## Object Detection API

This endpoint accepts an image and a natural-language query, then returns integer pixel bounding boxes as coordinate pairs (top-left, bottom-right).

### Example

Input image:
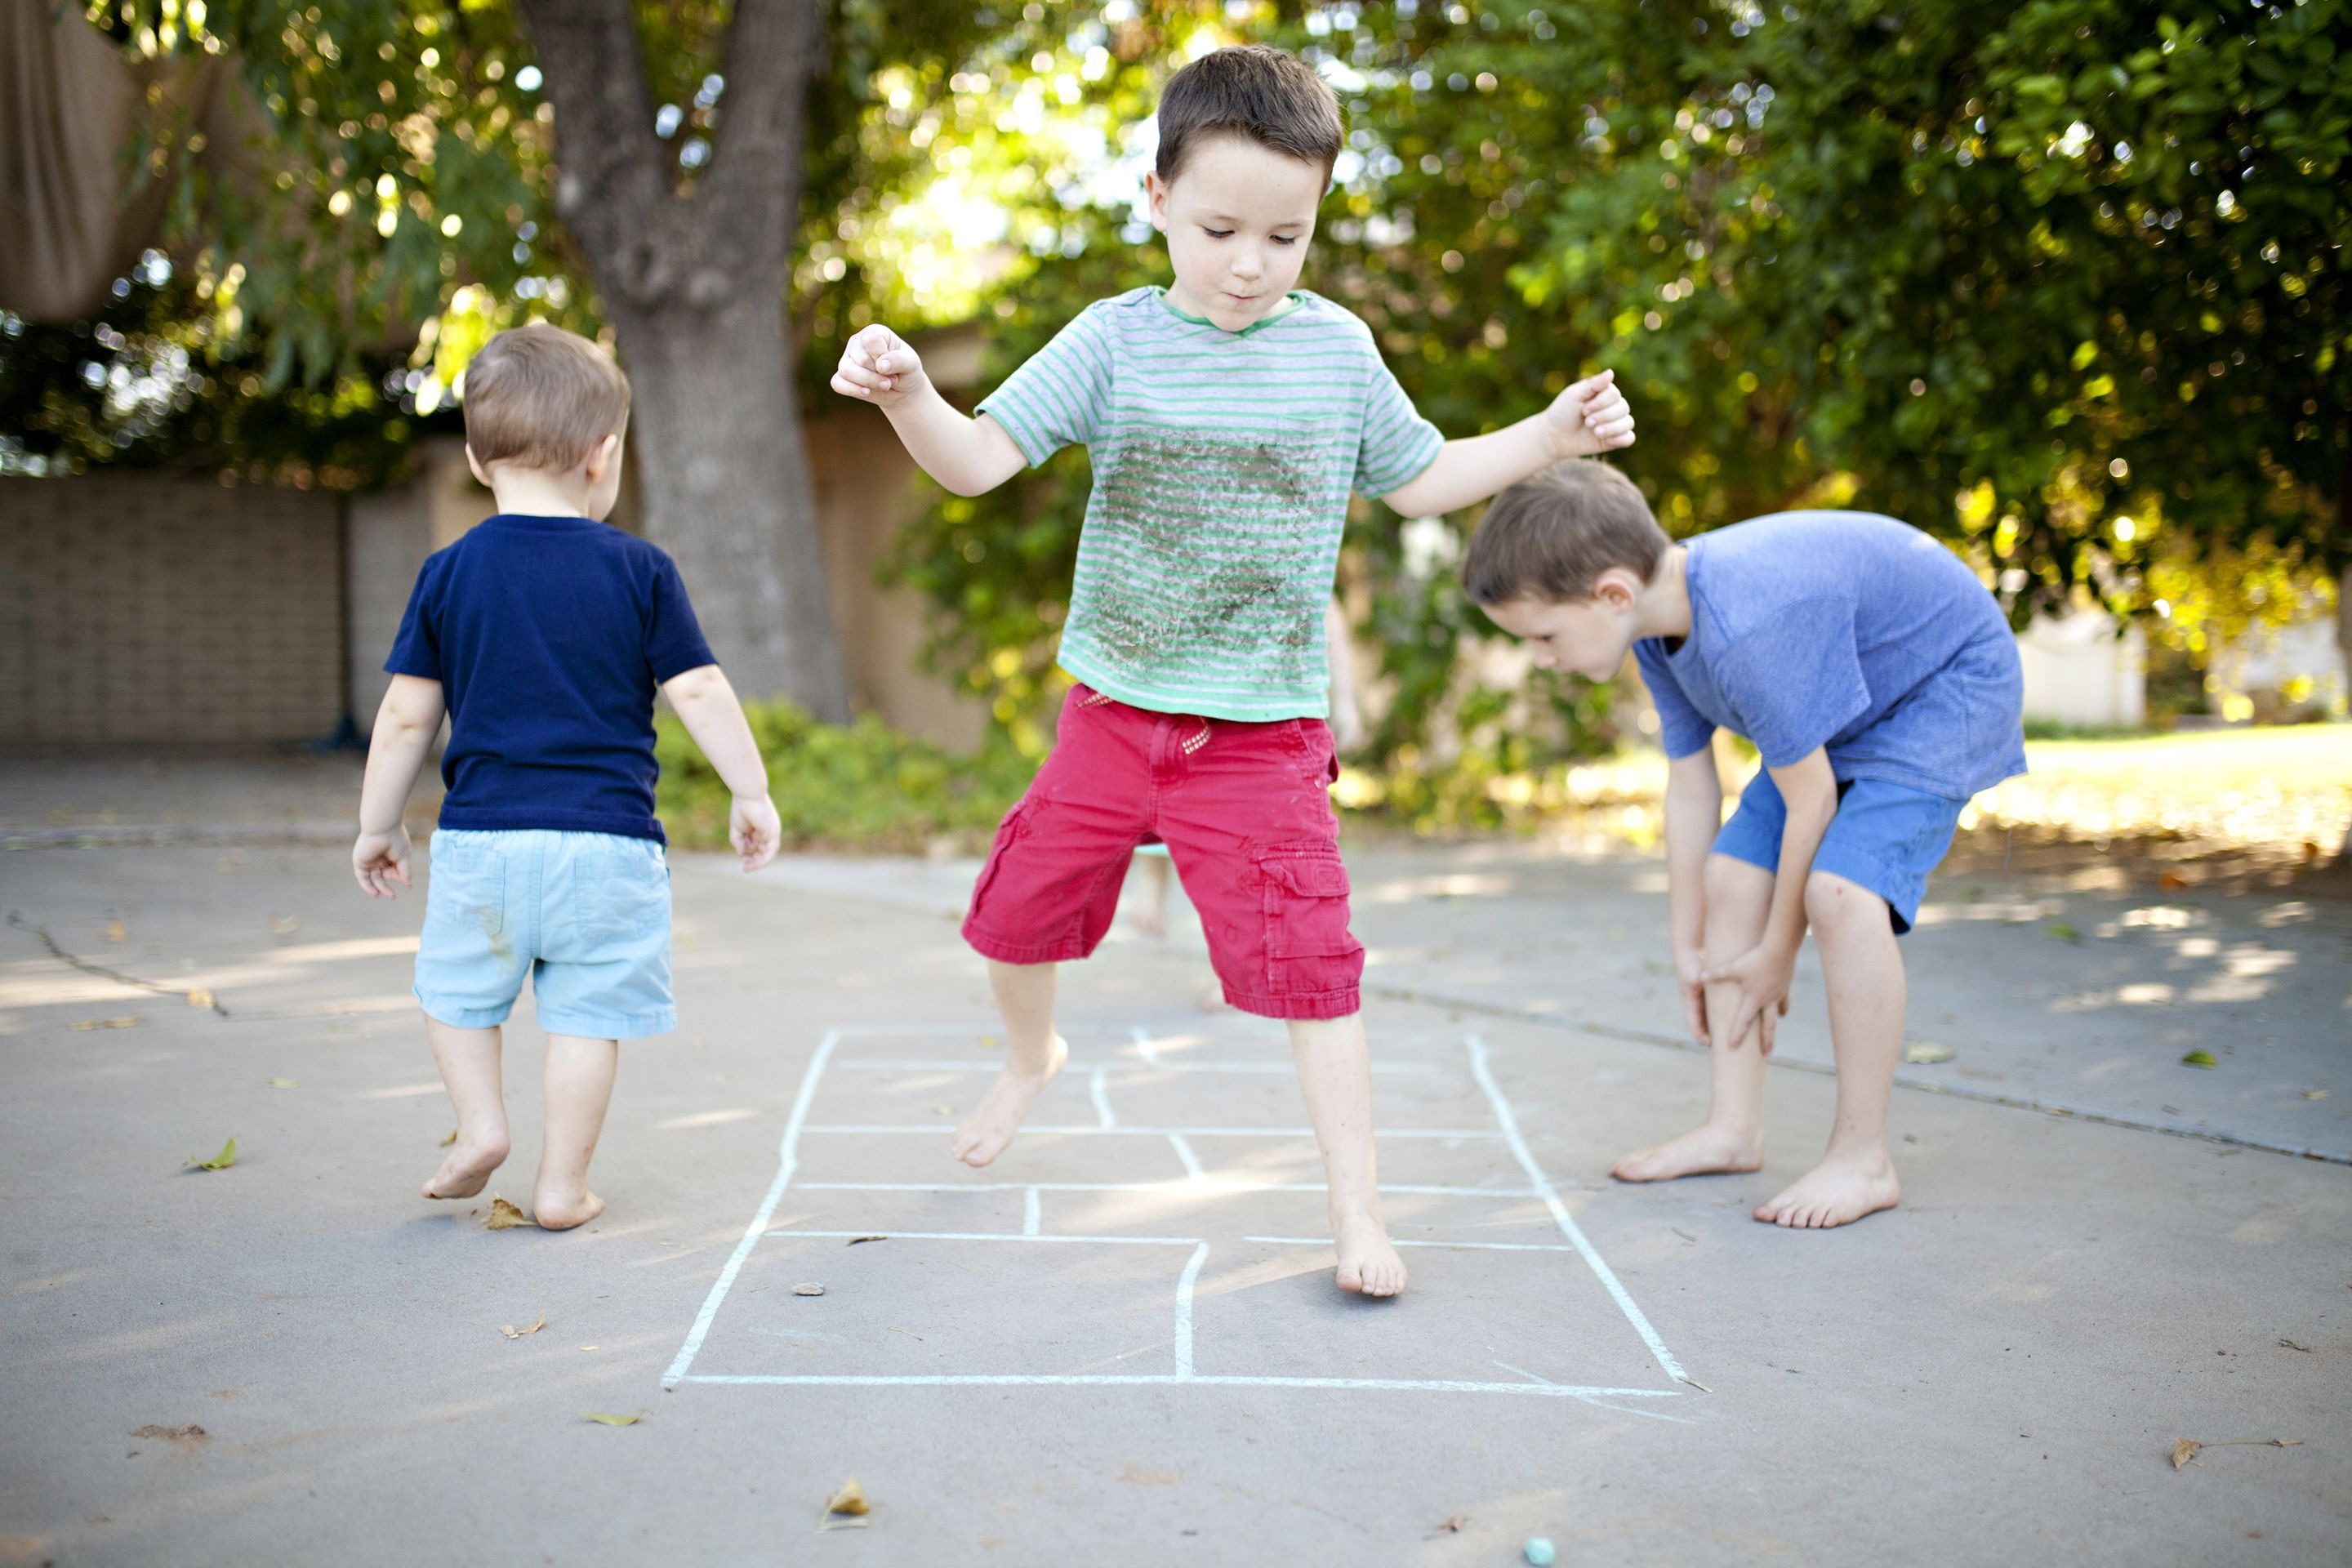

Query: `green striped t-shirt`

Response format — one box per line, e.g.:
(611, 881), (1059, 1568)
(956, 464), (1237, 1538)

(976, 287), (1444, 721)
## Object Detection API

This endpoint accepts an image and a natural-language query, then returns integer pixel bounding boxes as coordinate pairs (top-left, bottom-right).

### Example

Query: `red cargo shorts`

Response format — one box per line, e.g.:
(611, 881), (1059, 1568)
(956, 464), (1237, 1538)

(961, 684), (1364, 1021)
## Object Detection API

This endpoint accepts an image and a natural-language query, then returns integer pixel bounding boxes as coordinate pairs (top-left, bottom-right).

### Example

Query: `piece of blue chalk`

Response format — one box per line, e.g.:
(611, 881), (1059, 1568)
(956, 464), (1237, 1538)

(1524, 1539), (1557, 1567)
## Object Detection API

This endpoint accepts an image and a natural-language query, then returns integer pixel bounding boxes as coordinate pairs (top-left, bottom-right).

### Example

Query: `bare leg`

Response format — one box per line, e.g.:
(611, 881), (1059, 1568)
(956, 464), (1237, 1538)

(1755, 872), (1902, 1227)
(954, 960), (1069, 1167)
(533, 1032), (618, 1230)
(1612, 854), (1773, 1183)
(1290, 1013), (1405, 1297)
(421, 1018), (510, 1199)
(1126, 853), (1172, 939)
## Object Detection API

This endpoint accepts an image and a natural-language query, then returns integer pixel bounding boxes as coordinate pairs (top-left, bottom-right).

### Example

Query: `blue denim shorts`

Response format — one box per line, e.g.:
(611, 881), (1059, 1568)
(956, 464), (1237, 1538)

(1712, 773), (1967, 936)
(414, 829), (675, 1038)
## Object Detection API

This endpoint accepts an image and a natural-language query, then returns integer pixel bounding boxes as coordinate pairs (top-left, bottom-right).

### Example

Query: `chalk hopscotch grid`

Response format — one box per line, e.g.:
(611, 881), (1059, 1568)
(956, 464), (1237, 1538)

(662, 1027), (1693, 1406)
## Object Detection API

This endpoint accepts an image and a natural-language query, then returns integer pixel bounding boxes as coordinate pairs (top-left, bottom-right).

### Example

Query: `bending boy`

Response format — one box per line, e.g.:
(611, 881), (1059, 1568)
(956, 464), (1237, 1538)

(833, 47), (1634, 1293)
(1466, 461), (2023, 1228)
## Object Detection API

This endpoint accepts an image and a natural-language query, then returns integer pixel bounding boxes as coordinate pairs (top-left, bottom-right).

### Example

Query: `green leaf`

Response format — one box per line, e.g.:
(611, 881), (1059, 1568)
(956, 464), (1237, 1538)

(581, 1412), (641, 1427)
(267, 1077), (298, 1089)
(2180, 1049), (2220, 1068)
(189, 1136), (238, 1170)
(2047, 923), (2081, 942)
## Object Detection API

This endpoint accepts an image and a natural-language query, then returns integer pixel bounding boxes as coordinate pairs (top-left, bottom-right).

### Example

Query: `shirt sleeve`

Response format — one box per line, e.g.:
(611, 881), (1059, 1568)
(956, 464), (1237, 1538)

(975, 305), (1115, 467)
(382, 556), (443, 680)
(1709, 598), (1873, 768)
(1352, 350), (1445, 498)
(1633, 639), (1717, 760)
(644, 554), (719, 682)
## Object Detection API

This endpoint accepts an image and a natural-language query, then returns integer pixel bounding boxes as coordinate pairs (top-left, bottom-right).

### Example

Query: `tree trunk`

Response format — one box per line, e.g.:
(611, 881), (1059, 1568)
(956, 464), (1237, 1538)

(520, 0), (849, 719)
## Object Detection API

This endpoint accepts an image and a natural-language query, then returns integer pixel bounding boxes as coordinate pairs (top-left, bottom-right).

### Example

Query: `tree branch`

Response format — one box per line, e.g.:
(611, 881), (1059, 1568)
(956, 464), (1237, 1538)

(518, 0), (675, 307)
(686, 0), (822, 292)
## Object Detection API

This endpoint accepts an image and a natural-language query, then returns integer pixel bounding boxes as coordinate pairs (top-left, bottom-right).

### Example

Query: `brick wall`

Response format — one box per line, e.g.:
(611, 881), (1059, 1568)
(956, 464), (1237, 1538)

(0, 476), (345, 744)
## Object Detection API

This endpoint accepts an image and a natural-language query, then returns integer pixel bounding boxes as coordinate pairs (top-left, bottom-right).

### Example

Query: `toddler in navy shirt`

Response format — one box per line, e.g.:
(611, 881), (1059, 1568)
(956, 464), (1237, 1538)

(1467, 460), (2024, 1232)
(352, 323), (782, 1230)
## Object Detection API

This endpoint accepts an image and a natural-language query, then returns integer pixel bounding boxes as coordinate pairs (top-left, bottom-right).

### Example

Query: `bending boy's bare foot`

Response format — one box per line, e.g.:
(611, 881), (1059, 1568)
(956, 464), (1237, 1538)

(532, 1186), (605, 1231)
(1754, 1149), (1900, 1229)
(951, 1035), (1068, 1168)
(421, 1130), (510, 1200)
(1610, 1122), (1763, 1183)
(1332, 1209), (1407, 1298)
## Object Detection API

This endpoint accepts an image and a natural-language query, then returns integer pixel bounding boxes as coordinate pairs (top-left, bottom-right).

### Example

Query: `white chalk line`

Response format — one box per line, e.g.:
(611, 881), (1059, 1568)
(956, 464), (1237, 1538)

(1022, 1187), (1041, 1236)
(662, 1030), (840, 1389)
(1165, 1134), (1207, 1179)
(676, 1373), (1684, 1401)
(1244, 1236), (1583, 1254)
(794, 1179), (1540, 1197)
(1174, 1242), (1209, 1378)
(1466, 1034), (1689, 1387)
(831, 1058), (1438, 1075)
(804, 1124), (1502, 1139)
(1089, 1066), (1117, 1129)
(767, 1228), (1202, 1246)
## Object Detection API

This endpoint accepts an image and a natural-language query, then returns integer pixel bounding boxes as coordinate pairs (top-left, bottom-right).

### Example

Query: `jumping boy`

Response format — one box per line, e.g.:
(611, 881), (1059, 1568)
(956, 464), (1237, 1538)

(351, 323), (782, 1231)
(1463, 460), (2025, 1228)
(831, 46), (1635, 1294)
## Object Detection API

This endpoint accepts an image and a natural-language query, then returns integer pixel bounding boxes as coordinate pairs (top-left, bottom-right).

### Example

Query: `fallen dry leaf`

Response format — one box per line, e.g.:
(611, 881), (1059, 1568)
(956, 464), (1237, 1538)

(581, 1412), (639, 1427)
(2176, 1435), (2304, 1469)
(188, 1137), (238, 1171)
(2302, 1089), (2328, 1101)
(267, 1077), (297, 1090)
(2181, 1050), (2220, 1069)
(2278, 1338), (2311, 1352)
(130, 1424), (207, 1444)
(439, 1129), (459, 1147)
(794, 1282), (826, 1296)
(1678, 1374), (1713, 1393)
(817, 1477), (871, 1530)
(70, 1016), (141, 1031)
(498, 1313), (546, 1340)
(1429, 1515), (1468, 1537)
(106, 920), (127, 942)
(2172, 1438), (2199, 1469)
(185, 988), (215, 1010)
(846, 1235), (888, 1246)
(269, 915), (300, 934)
(483, 1197), (530, 1230)
(2158, 871), (2189, 892)
(1904, 1042), (1957, 1065)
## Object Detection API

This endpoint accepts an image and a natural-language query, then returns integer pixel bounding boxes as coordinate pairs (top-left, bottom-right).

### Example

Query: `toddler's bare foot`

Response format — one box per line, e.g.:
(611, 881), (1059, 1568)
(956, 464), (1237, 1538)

(532, 1187), (605, 1232)
(1610, 1122), (1763, 1183)
(951, 1035), (1068, 1168)
(421, 1130), (510, 1200)
(1753, 1149), (1899, 1229)
(1332, 1209), (1407, 1298)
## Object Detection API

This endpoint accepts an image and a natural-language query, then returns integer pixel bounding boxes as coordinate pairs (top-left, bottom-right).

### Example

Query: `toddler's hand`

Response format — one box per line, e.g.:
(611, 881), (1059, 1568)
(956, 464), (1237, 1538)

(1703, 941), (1794, 1055)
(352, 826), (412, 899)
(730, 793), (782, 874)
(1542, 369), (1637, 458)
(831, 324), (927, 409)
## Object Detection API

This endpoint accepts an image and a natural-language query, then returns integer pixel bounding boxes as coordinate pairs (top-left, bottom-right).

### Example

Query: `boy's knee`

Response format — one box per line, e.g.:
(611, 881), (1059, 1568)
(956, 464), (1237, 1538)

(1803, 870), (1881, 933)
(1701, 853), (1758, 906)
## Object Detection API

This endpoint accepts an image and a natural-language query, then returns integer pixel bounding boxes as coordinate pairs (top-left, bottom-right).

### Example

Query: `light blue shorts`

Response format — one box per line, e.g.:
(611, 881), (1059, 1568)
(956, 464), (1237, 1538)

(1711, 773), (1967, 936)
(414, 828), (675, 1038)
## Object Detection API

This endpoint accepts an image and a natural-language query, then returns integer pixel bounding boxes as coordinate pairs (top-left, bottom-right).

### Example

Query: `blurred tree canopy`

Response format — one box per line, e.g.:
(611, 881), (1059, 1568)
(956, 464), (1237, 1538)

(6, 0), (2342, 765)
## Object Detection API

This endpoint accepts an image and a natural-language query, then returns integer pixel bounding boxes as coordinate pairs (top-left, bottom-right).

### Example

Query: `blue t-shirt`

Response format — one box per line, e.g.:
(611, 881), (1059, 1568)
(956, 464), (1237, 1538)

(1633, 511), (2025, 799)
(385, 514), (717, 844)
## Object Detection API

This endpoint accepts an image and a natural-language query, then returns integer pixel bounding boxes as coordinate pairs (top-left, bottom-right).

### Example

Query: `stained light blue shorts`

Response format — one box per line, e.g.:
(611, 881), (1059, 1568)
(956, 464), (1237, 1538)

(414, 828), (675, 1038)
(1711, 773), (1968, 937)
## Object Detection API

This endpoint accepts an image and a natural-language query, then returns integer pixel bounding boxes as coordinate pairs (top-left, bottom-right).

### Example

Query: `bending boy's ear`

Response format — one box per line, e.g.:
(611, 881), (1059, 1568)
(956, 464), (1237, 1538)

(1589, 566), (1645, 612)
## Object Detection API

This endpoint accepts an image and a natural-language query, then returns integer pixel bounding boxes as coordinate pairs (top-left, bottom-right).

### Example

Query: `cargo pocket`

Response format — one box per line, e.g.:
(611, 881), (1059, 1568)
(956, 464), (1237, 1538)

(966, 801), (1035, 922)
(423, 834), (506, 947)
(1257, 844), (1361, 994)
(581, 841), (670, 943)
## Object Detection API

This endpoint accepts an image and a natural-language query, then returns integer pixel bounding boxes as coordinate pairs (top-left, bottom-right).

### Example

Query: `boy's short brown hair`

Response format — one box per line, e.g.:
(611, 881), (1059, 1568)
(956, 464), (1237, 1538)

(1461, 460), (1673, 605)
(1156, 45), (1343, 185)
(461, 323), (631, 472)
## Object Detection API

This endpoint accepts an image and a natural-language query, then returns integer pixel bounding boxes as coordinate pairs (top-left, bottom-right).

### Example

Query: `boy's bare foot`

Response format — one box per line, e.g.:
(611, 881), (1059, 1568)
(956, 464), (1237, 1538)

(421, 1130), (510, 1200)
(1610, 1122), (1763, 1183)
(532, 1187), (606, 1231)
(951, 1035), (1068, 1168)
(1753, 1149), (1900, 1229)
(1332, 1209), (1407, 1298)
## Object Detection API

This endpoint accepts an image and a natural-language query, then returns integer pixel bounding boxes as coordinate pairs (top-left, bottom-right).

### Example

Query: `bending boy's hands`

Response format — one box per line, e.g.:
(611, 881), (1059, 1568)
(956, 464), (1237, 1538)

(832, 324), (928, 410)
(1540, 369), (1637, 459)
(352, 826), (413, 898)
(1673, 944), (1710, 1045)
(729, 793), (782, 874)
(1704, 941), (1794, 1055)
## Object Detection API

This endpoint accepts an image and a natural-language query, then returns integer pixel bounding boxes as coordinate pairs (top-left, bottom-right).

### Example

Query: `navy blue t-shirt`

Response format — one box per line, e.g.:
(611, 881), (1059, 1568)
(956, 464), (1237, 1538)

(384, 514), (717, 844)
